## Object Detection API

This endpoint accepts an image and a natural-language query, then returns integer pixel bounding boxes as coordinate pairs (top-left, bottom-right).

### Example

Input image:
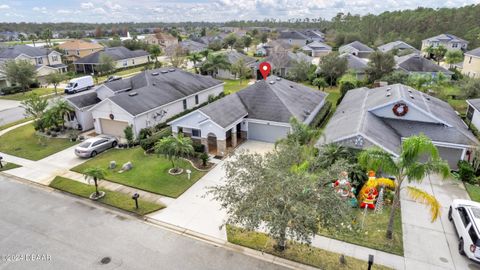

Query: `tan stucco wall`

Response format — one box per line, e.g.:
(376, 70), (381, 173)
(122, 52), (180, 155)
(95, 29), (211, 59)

(64, 48), (103, 61)
(463, 55), (480, 78)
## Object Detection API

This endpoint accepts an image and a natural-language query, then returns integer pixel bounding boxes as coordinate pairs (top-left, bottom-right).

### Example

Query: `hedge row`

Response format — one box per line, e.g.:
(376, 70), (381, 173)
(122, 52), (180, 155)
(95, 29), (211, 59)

(310, 100), (332, 128)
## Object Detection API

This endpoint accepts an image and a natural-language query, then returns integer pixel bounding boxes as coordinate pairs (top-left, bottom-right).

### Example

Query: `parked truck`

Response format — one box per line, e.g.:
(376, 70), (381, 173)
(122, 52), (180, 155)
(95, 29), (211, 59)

(64, 76), (94, 94)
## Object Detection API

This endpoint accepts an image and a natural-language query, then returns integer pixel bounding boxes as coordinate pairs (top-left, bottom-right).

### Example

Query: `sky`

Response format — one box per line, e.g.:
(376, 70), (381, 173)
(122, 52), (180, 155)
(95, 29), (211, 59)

(0, 0), (480, 23)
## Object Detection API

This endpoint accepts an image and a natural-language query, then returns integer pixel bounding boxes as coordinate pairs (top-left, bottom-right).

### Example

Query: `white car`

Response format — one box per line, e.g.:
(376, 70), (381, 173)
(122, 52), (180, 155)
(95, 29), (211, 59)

(449, 199), (480, 262)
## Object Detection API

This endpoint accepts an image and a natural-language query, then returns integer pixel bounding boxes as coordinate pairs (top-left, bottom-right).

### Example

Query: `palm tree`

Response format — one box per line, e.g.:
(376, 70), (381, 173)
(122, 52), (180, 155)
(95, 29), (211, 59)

(149, 45), (161, 68)
(201, 54), (230, 78)
(154, 134), (194, 172)
(312, 77), (328, 90)
(29, 34), (37, 47)
(358, 134), (450, 239)
(188, 52), (203, 74)
(42, 28), (53, 47)
(18, 34), (25, 44)
(83, 167), (107, 197)
(316, 143), (352, 168)
(52, 99), (74, 128)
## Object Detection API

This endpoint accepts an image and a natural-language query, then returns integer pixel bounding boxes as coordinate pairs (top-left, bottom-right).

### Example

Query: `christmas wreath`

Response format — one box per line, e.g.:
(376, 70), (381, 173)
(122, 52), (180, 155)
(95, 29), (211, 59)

(392, 103), (408, 117)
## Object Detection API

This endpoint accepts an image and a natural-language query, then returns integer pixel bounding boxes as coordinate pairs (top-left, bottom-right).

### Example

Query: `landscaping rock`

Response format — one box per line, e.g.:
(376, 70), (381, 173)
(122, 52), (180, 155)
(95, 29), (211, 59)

(109, 161), (116, 169)
(122, 161), (133, 171)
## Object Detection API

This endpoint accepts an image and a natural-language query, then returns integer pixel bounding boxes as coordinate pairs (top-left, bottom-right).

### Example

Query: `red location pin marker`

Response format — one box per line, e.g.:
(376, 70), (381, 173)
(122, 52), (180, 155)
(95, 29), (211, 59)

(259, 62), (271, 80)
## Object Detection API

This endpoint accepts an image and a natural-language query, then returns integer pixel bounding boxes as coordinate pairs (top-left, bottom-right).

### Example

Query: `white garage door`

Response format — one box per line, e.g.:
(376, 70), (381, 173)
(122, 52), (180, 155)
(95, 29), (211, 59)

(99, 118), (129, 138)
(248, 122), (290, 143)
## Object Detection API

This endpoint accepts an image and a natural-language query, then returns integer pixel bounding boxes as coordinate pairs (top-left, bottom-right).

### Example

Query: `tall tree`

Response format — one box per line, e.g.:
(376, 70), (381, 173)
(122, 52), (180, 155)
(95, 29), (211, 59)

(445, 50), (464, 68)
(18, 34), (25, 44)
(358, 135), (450, 239)
(187, 52), (203, 74)
(365, 51), (395, 82)
(20, 93), (48, 120)
(41, 28), (53, 47)
(149, 44), (162, 68)
(170, 46), (186, 68)
(241, 35), (253, 51)
(209, 143), (352, 251)
(28, 33), (37, 47)
(230, 58), (250, 83)
(201, 54), (230, 78)
(97, 54), (115, 75)
(223, 33), (238, 50)
(318, 52), (348, 86)
(4, 60), (37, 93)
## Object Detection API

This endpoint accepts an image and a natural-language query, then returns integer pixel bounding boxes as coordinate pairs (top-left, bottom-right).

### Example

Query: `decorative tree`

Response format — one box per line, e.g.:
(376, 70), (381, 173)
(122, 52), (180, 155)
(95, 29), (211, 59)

(83, 167), (107, 198)
(149, 45), (162, 68)
(365, 51), (395, 82)
(201, 54), (230, 78)
(123, 125), (134, 147)
(187, 52), (203, 74)
(358, 134), (450, 239)
(45, 72), (66, 95)
(154, 134), (194, 173)
(318, 52), (348, 86)
(230, 58), (250, 83)
(445, 50), (464, 69)
(4, 60), (37, 93)
(312, 77), (328, 90)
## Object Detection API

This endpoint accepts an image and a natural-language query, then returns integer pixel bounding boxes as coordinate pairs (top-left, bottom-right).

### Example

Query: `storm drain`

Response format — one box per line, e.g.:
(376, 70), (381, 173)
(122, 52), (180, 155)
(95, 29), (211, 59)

(100, 257), (111, 265)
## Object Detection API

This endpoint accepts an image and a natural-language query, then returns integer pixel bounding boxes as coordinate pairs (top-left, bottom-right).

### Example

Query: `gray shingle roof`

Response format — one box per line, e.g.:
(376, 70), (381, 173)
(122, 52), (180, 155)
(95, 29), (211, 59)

(377, 41), (418, 53)
(0, 45), (57, 59)
(301, 41), (331, 51)
(340, 53), (368, 72)
(199, 76), (326, 127)
(260, 52), (312, 69)
(278, 31), (308, 40)
(466, 48), (480, 58)
(105, 68), (223, 116)
(395, 53), (452, 74)
(319, 84), (478, 154)
(66, 92), (101, 109)
(423, 34), (468, 44)
(222, 51), (257, 65)
(340, 41), (374, 53)
(74, 46), (149, 64)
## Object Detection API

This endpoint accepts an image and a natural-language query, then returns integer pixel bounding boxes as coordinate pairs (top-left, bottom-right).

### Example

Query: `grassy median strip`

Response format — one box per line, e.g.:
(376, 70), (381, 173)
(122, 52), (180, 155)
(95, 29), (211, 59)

(0, 117), (33, 131)
(227, 225), (392, 270)
(465, 183), (480, 202)
(49, 176), (165, 215)
(0, 162), (21, 172)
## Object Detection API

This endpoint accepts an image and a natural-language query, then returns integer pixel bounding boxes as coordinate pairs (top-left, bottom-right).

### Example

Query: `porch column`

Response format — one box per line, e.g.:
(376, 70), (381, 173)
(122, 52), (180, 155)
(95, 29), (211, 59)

(217, 139), (227, 156)
(240, 122), (247, 139)
(231, 126), (237, 147)
(201, 137), (208, 153)
(172, 126), (179, 137)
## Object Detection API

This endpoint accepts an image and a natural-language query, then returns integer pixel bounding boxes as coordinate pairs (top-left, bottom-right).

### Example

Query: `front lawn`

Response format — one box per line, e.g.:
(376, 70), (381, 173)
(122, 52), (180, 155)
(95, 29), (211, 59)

(71, 147), (206, 198)
(50, 176), (165, 215)
(222, 79), (250, 95)
(0, 88), (59, 101)
(227, 225), (392, 270)
(0, 123), (77, 160)
(465, 183), (480, 202)
(0, 162), (21, 172)
(318, 206), (404, 256)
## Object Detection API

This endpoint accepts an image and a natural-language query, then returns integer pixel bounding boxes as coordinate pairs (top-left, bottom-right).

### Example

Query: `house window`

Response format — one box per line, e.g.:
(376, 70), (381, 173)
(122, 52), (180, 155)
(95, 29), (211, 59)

(192, 129), (201, 137)
(183, 99), (187, 110)
(52, 55), (58, 62)
(470, 57), (473, 64)
(132, 59), (135, 65)
(195, 94), (199, 105)
(76, 50), (80, 56)
(467, 106), (475, 121)
(452, 43), (458, 48)
(123, 60), (128, 67)
(66, 51), (69, 55)
(37, 57), (43, 64)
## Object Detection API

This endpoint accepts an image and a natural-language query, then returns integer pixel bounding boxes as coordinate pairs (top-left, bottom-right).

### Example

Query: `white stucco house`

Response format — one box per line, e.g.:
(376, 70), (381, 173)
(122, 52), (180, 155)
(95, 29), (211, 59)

(65, 68), (224, 137)
(467, 99), (480, 132)
(169, 76), (327, 157)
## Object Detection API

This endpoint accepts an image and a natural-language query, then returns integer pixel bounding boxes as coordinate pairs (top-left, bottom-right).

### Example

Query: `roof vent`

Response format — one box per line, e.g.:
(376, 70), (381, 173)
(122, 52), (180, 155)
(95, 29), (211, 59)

(303, 110), (311, 116)
(128, 92), (138, 97)
(408, 89), (412, 93)
(386, 87), (391, 91)
(160, 70), (168, 74)
(151, 72), (159, 76)
(269, 81), (275, 85)
(289, 85), (294, 88)
(386, 93), (391, 97)
(168, 68), (175, 72)
(409, 94), (414, 99)
(276, 77), (281, 81)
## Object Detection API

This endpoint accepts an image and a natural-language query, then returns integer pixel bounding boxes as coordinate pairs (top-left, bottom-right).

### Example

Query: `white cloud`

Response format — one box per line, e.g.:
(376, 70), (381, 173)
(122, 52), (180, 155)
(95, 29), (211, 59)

(0, 4), (9, 10)
(32, 6), (47, 14)
(93, 7), (107, 15)
(57, 9), (72, 14)
(105, 1), (122, 11)
(81, 2), (94, 9)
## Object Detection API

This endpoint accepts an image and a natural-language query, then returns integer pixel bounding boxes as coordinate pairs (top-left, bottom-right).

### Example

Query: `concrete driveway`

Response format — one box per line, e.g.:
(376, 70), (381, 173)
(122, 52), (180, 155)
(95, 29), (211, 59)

(401, 175), (480, 270)
(148, 140), (275, 240)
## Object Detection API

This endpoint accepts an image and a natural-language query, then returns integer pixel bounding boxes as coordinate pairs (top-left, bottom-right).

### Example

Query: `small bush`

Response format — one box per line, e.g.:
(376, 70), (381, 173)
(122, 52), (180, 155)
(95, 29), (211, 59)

(0, 85), (24, 95)
(193, 142), (205, 153)
(310, 101), (332, 128)
(458, 160), (476, 184)
(200, 152), (209, 166)
(139, 127), (172, 151)
(138, 127), (153, 140)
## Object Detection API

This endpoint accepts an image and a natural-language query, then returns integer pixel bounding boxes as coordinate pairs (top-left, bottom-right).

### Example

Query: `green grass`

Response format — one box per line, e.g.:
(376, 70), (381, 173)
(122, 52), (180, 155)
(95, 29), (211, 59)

(0, 117), (33, 131)
(318, 206), (404, 256)
(227, 225), (392, 270)
(0, 123), (76, 160)
(465, 183), (480, 202)
(448, 99), (468, 114)
(49, 176), (165, 215)
(0, 88), (60, 101)
(0, 162), (21, 172)
(71, 147), (206, 198)
(222, 79), (250, 95)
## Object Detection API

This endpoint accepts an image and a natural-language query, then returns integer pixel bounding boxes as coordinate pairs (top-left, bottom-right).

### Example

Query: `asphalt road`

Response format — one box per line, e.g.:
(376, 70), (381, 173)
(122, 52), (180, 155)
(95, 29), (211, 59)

(0, 175), (287, 270)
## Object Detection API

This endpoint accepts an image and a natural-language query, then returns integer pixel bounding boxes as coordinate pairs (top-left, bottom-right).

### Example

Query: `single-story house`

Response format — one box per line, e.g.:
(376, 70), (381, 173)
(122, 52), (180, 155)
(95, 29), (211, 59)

(301, 41), (332, 57)
(256, 40), (293, 56)
(339, 41), (374, 59)
(395, 53), (453, 78)
(277, 31), (309, 47)
(169, 76), (327, 156)
(65, 68), (224, 137)
(318, 84), (478, 169)
(340, 53), (368, 80)
(377, 41), (419, 54)
(0, 45), (67, 84)
(74, 46), (150, 74)
(215, 51), (257, 79)
(257, 51), (313, 78)
(299, 30), (325, 42)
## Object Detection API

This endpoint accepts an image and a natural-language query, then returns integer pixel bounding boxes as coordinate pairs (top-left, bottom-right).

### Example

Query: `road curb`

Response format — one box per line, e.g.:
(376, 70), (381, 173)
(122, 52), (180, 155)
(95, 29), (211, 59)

(2, 173), (318, 269)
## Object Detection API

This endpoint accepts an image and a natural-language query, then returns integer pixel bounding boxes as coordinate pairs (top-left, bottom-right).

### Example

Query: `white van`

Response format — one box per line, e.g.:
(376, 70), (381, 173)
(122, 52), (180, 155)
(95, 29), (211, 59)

(64, 76), (94, 94)
(449, 199), (480, 262)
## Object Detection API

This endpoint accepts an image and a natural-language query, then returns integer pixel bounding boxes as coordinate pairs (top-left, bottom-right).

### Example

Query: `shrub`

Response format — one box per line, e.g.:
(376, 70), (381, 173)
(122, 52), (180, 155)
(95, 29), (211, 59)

(193, 142), (205, 153)
(138, 127), (153, 140)
(123, 125), (134, 146)
(139, 127), (172, 152)
(339, 74), (358, 97)
(1, 85), (23, 95)
(458, 160), (476, 184)
(200, 152), (209, 166)
(310, 101), (332, 128)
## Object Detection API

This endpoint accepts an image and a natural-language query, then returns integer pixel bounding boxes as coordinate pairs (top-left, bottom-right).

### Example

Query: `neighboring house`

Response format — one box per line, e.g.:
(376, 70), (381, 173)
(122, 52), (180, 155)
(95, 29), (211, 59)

(258, 51), (313, 78)
(340, 53), (369, 79)
(213, 51), (257, 80)
(65, 91), (101, 131)
(299, 30), (325, 42)
(395, 53), (453, 78)
(74, 46), (150, 74)
(58, 39), (104, 62)
(339, 41), (374, 59)
(421, 34), (468, 57)
(377, 40), (419, 54)
(257, 40), (293, 56)
(318, 84), (478, 169)
(301, 41), (332, 57)
(277, 31), (309, 47)
(0, 45), (67, 83)
(144, 32), (179, 49)
(169, 76), (327, 156)
(164, 40), (207, 56)
(0, 67), (9, 88)
(462, 48), (480, 78)
(66, 68), (224, 137)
